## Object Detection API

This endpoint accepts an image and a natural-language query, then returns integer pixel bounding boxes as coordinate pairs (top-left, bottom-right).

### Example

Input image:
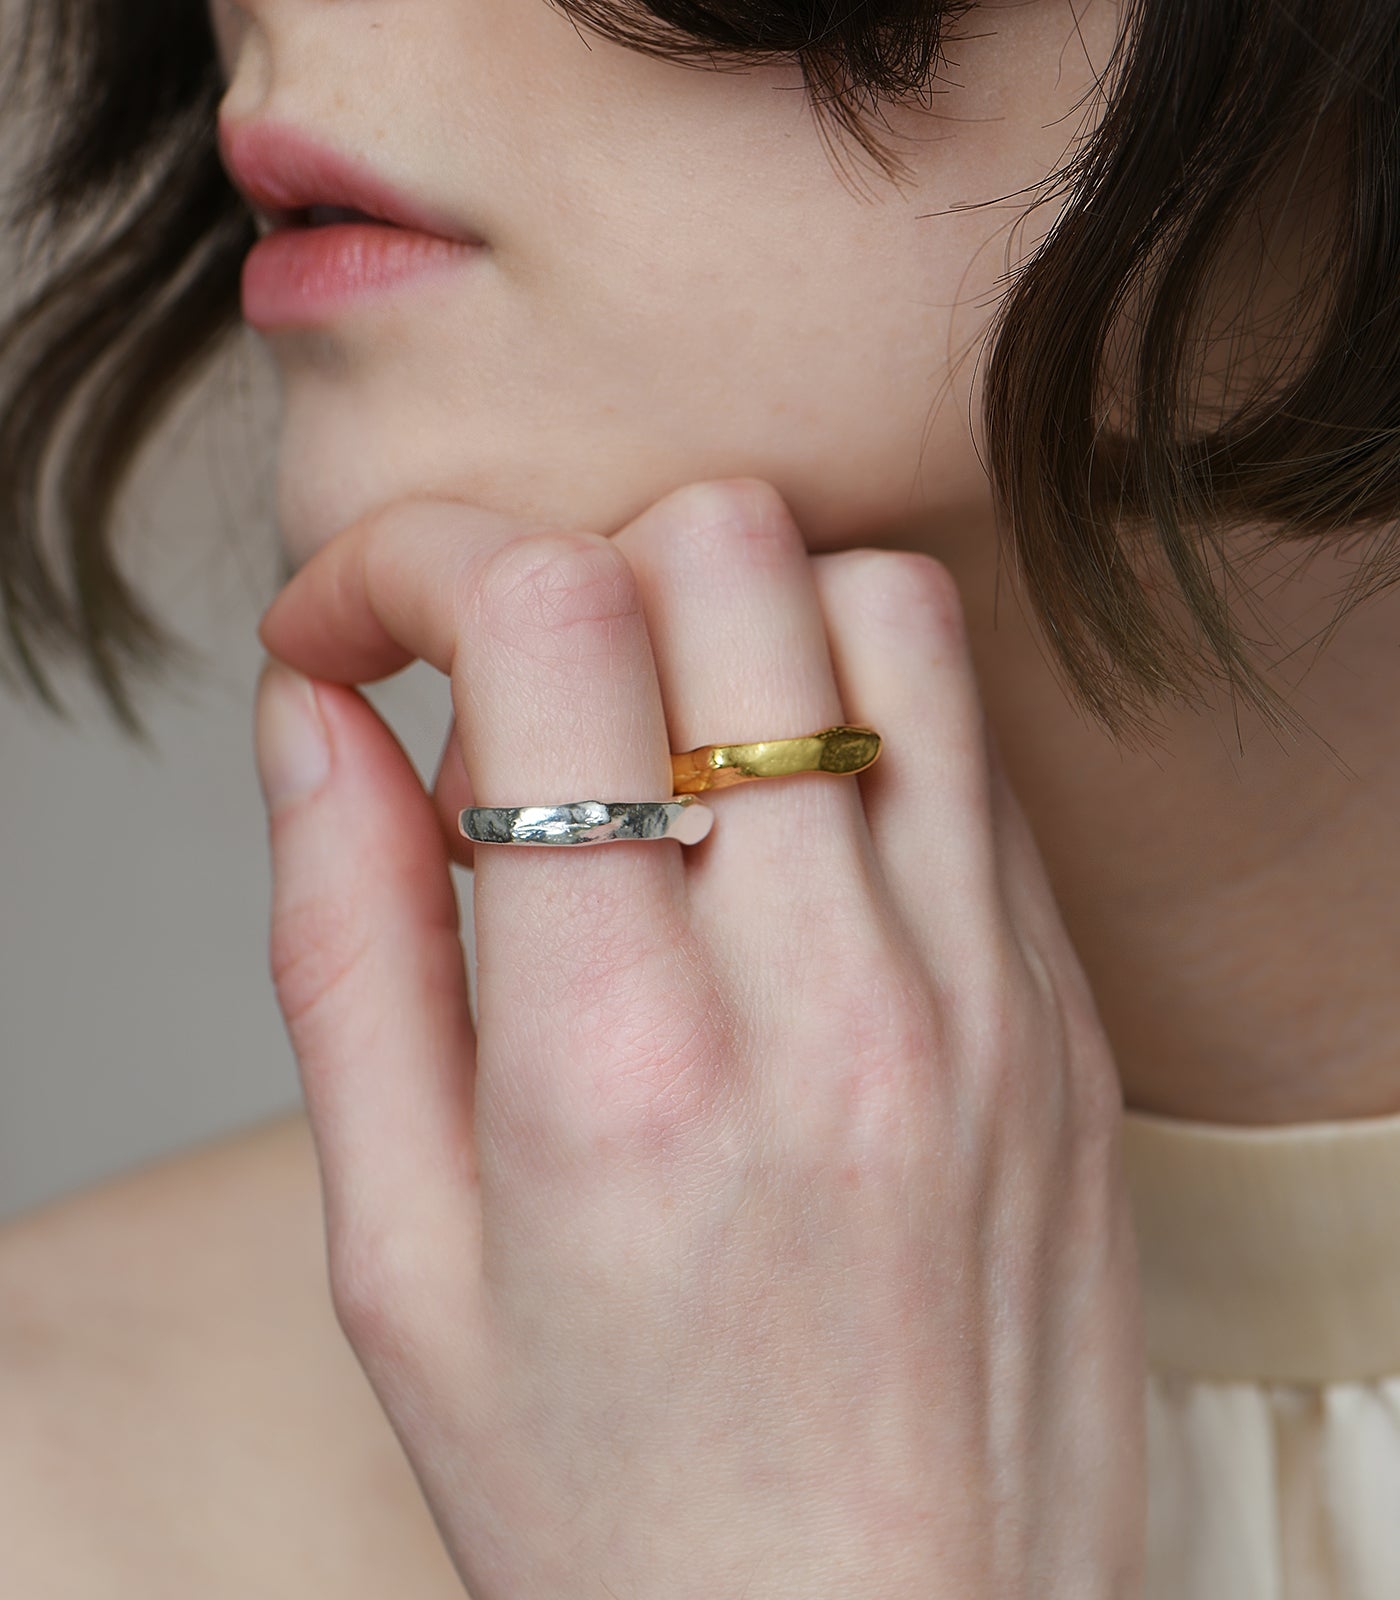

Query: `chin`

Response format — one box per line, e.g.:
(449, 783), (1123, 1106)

(273, 472), (343, 575)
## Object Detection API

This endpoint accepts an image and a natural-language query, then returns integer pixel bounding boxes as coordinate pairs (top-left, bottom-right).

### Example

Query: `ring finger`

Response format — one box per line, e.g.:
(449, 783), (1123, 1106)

(610, 479), (878, 998)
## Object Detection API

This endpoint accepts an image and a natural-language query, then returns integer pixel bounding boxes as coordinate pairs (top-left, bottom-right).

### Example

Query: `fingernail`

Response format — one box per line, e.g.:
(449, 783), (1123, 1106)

(255, 660), (330, 814)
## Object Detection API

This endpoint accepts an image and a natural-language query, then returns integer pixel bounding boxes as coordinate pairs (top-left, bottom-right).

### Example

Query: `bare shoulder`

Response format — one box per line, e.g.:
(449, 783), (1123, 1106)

(0, 1114), (466, 1597)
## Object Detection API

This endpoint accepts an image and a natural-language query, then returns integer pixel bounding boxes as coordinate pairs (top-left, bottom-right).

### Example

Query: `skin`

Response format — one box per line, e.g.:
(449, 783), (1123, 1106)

(209, 0), (1400, 1128)
(0, 1116), (472, 1595)
(1, 0), (1382, 1589)
(245, 474), (1150, 1592)
(212, 2), (1160, 1591)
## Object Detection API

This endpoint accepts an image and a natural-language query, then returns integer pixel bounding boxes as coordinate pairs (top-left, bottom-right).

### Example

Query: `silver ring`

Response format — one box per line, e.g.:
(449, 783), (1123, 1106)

(459, 796), (714, 846)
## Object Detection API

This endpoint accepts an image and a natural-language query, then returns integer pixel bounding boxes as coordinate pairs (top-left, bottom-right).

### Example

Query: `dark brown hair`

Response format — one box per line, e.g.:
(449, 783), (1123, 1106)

(1, 0), (1396, 747)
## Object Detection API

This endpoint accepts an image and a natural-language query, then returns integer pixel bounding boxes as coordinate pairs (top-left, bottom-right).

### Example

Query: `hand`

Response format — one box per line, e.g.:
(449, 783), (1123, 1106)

(252, 478), (1146, 1599)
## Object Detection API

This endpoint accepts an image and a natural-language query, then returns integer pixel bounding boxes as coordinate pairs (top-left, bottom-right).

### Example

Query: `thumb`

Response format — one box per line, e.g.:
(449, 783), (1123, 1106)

(253, 658), (480, 1298)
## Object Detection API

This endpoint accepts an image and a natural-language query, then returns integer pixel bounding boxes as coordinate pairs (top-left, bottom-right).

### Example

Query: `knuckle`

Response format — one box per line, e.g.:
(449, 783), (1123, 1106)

(586, 1003), (731, 1160)
(1073, 1043), (1127, 1153)
(821, 547), (968, 647)
(358, 493), (466, 590)
(1060, 985), (1124, 1137)
(473, 531), (640, 663)
(799, 950), (947, 1137)
(355, 492), (435, 546)
(522, 933), (734, 1164)
(357, 492), (517, 553)
(327, 1223), (422, 1356)
(951, 936), (1105, 1143)
(956, 940), (1049, 1075)
(659, 477), (801, 564)
(268, 895), (370, 1033)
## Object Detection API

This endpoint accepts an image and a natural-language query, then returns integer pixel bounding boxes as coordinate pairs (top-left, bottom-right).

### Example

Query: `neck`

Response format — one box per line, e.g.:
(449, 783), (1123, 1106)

(928, 517), (1400, 1126)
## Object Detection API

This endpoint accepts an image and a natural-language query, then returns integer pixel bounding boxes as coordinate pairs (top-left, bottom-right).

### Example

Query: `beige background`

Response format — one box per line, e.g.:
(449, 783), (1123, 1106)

(0, 290), (469, 1224)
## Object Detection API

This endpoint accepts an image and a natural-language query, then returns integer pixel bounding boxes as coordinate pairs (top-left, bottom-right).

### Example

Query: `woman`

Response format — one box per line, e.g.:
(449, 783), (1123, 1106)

(1, 0), (1397, 1593)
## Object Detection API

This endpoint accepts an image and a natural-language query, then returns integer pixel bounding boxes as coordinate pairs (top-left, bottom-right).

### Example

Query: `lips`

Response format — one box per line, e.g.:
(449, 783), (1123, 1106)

(217, 116), (485, 246)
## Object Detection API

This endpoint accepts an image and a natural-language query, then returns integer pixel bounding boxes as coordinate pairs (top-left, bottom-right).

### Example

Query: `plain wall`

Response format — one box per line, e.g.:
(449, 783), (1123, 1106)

(0, 300), (469, 1224)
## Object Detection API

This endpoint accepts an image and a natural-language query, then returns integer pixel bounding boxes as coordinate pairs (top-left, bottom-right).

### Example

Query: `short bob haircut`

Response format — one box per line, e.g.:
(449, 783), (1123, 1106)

(1, 0), (1396, 748)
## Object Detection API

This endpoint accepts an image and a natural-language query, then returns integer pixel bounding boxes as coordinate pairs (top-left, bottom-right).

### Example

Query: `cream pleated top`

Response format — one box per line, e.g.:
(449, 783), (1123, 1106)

(1123, 1106), (1400, 1598)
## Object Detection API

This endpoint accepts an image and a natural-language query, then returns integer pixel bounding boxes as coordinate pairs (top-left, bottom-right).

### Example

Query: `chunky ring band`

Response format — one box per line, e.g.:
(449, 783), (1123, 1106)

(670, 724), (881, 794)
(459, 796), (714, 847)
(459, 725), (883, 847)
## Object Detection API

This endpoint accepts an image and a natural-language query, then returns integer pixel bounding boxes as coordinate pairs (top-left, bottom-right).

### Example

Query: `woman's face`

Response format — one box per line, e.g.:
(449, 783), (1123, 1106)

(210, 0), (1122, 571)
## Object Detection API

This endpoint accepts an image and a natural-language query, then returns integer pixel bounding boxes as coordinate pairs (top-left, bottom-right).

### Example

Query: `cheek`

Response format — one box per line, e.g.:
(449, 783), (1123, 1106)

(256, 92), (1003, 565)
(592, 219), (995, 541)
(265, 221), (994, 570)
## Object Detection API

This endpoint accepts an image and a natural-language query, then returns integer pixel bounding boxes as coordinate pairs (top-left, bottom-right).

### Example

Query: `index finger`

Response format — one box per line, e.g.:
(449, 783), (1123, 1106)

(256, 495), (533, 682)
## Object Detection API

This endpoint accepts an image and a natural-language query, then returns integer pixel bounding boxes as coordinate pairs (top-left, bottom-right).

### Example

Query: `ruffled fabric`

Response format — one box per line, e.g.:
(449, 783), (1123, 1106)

(1124, 1107), (1400, 1599)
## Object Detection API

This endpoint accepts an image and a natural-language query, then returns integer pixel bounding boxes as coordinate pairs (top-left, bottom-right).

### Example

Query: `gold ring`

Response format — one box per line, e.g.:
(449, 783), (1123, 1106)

(670, 724), (881, 794)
